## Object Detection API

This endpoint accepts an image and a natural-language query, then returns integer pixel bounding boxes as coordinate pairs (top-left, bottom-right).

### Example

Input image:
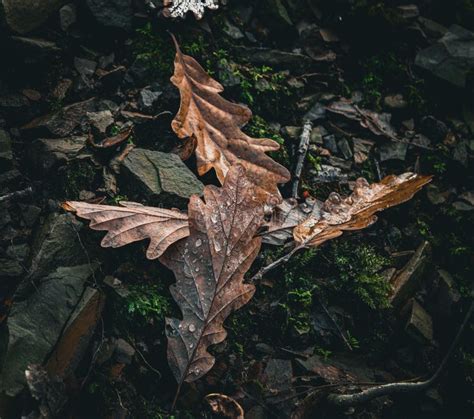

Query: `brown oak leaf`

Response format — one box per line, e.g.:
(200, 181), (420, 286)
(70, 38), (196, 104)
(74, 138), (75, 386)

(160, 165), (264, 386)
(293, 173), (432, 247)
(63, 201), (189, 259)
(170, 35), (290, 198)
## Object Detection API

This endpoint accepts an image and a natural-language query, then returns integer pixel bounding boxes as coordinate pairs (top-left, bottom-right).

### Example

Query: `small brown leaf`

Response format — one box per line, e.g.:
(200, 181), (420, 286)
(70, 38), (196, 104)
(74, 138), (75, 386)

(293, 173), (432, 247)
(160, 165), (263, 384)
(205, 393), (244, 419)
(89, 127), (133, 149)
(170, 35), (290, 199)
(63, 201), (189, 259)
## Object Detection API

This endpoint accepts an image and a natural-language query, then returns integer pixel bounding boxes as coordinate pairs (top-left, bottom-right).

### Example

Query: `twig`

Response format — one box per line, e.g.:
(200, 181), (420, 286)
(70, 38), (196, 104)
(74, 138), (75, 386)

(291, 120), (313, 199)
(249, 243), (306, 283)
(327, 299), (474, 407)
(0, 186), (33, 204)
(317, 298), (353, 351)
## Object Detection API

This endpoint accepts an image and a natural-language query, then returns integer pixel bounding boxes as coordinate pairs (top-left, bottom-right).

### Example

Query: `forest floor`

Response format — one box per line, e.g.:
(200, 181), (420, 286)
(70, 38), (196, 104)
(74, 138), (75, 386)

(0, 1), (473, 418)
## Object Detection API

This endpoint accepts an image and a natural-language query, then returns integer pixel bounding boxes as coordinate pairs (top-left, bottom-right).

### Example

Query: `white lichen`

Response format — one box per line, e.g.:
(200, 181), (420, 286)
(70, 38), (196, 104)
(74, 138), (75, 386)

(164, 0), (219, 19)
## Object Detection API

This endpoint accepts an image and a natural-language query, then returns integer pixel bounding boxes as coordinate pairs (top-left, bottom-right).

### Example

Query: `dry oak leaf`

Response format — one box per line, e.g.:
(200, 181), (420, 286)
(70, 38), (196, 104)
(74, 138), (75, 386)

(205, 393), (244, 419)
(170, 36), (290, 198)
(293, 173), (432, 247)
(63, 201), (189, 259)
(160, 165), (264, 385)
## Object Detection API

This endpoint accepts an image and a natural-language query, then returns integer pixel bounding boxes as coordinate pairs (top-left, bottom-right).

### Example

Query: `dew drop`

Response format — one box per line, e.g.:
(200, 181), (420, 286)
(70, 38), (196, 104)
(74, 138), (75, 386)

(328, 192), (341, 204)
(195, 266), (200, 272)
(195, 239), (202, 248)
(210, 213), (218, 223)
(189, 343), (194, 349)
(356, 177), (370, 188)
(188, 324), (196, 332)
(214, 241), (222, 252)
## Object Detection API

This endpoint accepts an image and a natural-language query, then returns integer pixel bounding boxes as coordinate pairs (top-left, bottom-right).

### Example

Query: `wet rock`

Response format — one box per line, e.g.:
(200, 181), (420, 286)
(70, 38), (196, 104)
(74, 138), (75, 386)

(304, 102), (327, 122)
(379, 142), (408, 161)
(10, 36), (61, 54)
(327, 155), (352, 171)
(420, 116), (449, 143)
(74, 57), (97, 78)
(337, 138), (352, 159)
(28, 213), (89, 280)
(384, 94), (408, 110)
(415, 25), (474, 88)
(390, 241), (431, 307)
(268, 0), (292, 26)
(59, 3), (76, 31)
(434, 270), (461, 317)
(0, 0), (64, 34)
(21, 98), (96, 137)
(263, 359), (293, 414)
(28, 136), (88, 174)
(426, 184), (450, 205)
(121, 148), (204, 206)
(310, 165), (347, 183)
(323, 134), (338, 154)
(396, 4), (419, 19)
(46, 287), (105, 378)
(217, 60), (242, 88)
(0, 129), (13, 172)
(402, 299), (433, 344)
(0, 94), (30, 125)
(222, 18), (244, 40)
(138, 87), (162, 111)
(281, 126), (301, 140)
(352, 138), (374, 164)
(87, 110), (113, 133)
(114, 339), (135, 364)
(86, 0), (133, 31)
(417, 17), (448, 39)
(0, 264), (97, 397)
(452, 139), (469, 166)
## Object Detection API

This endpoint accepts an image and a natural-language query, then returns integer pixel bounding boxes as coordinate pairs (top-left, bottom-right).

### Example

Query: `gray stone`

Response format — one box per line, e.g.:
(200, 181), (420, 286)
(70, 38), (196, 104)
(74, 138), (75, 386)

(396, 4), (419, 19)
(417, 17), (448, 39)
(390, 241), (431, 307)
(453, 140), (469, 166)
(114, 339), (135, 364)
(304, 102), (326, 122)
(281, 126), (301, 140)
(266, 0), (292, 26)
(138, 88), (162, 110)
(121, 148), (204, 206)
(86, 0), (133, 31)
(379, 142), (408, 161)
(21, 98), (96, 137)
(0, 264), (96, 396)
(74, 57), (97, 77)
(19, 205), (41, 227)
(426, 184), (450, 205)
(87, 110), (113, 133)
(10, 36), (61, 54)
(59, 3), (76, 31)
(352, 138), (374, 164)
(384, 94), (408, 110)
(327, 156), (352, 171)
(0, 0), (65, 34)
(310, 165), (347, 183)
(28, 213), (89, 280)
(222, 18), (244, 40)
(415, 25), (474, 88)
(420, 116), (448, 143)
(28, 136), (88, 173)
(0, 129), (13, 172)
(337, 138), (353, 159)
(435, 270), (461, 317)
(402, 299), (433, 344)
(323, 134), (338, 154)
(217, 61), (242, 88)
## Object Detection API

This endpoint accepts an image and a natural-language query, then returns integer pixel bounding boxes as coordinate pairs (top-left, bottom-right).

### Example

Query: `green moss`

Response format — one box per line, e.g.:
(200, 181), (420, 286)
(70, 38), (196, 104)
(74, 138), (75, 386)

(122, 283), (171, 326)
(60, 161), (97, 199)
(330, 242), (392, 309)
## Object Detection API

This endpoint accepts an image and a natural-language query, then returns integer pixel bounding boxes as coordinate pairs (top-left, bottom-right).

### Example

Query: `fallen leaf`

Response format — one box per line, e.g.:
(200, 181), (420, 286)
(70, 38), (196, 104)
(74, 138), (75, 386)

(160, 165), (263, 384)
(170, 35), (290, 199)
(261, 197), (321, 245)
(205, 393), (244, 419)
(327, 99), (399, 141)
(163, 0), (219, 19)
(293, 173), (432, 247)
(89, 127), (133, 149)
(63, 201), (189, 259)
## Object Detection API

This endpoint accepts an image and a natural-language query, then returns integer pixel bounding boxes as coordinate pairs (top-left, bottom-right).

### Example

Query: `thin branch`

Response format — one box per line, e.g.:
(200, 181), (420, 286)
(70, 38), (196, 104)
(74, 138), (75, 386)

(249, 243), (306, 283)
(0, 186), (33, 204)
(327, 300), (474, 407)
(291, 120), (313, 199)
(317, 298), (353, 351)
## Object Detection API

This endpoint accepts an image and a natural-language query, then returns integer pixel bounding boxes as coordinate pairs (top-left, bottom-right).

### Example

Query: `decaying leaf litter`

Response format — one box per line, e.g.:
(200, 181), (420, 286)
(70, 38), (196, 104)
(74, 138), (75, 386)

(0, 0), (473, 417)
(65, 38), (431, 407)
